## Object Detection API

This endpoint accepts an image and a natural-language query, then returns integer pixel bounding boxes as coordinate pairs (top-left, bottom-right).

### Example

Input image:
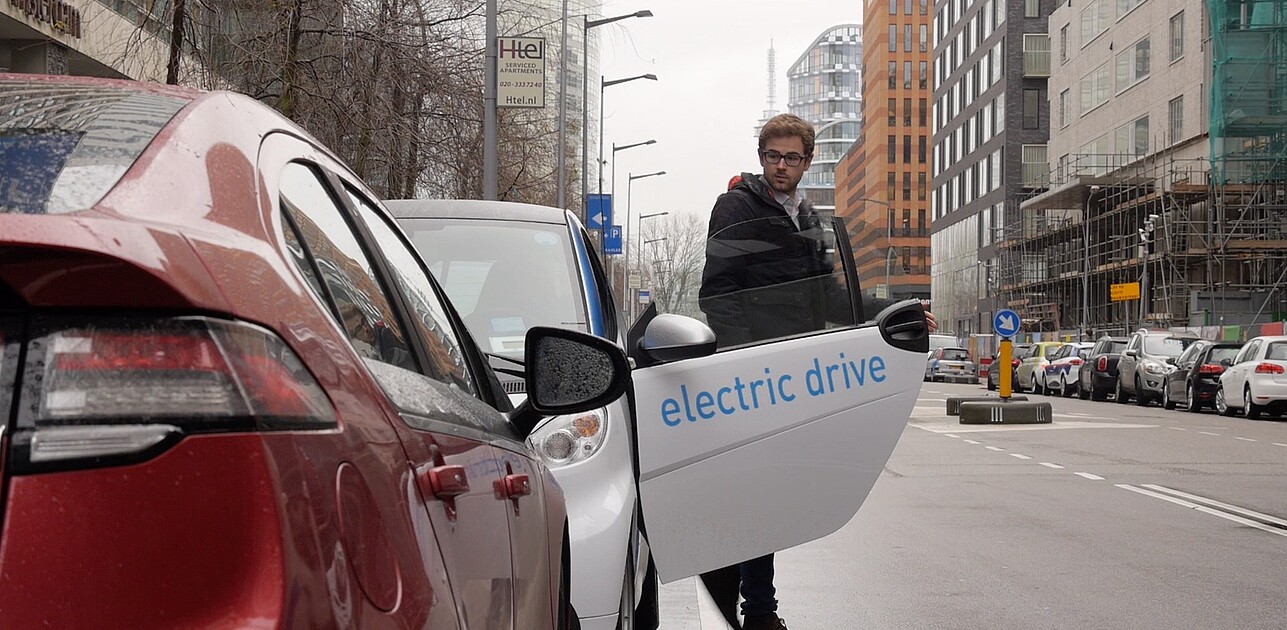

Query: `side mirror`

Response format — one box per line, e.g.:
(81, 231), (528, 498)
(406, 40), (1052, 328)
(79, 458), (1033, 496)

(1165, 357), (1176, 365)
(636, 314), (717, 366)
(1220, 358), (1234, 367)
(508, 327), (630, 436)
(1123, 349), (1138, 358)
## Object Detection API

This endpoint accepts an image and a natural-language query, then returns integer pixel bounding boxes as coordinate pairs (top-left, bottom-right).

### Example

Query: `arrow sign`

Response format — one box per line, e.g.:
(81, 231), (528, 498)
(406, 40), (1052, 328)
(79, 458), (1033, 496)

(993, 309), (1020, 338)
(586, 194), (612, 231)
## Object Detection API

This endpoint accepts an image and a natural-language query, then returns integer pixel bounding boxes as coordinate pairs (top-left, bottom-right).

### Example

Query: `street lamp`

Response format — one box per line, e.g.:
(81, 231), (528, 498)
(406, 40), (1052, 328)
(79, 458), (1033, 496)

(622, 173), (665, 317)
(599, 74), (658, 197)
(580, 10), (653, 221)
(611, 139), (657, 214)
(1138, 213), (1159, 326)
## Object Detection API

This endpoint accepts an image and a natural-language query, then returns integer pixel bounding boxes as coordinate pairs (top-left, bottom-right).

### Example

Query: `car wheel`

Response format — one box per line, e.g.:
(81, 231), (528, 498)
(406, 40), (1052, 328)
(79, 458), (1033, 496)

(1032, 376), (1042, 395)
(1216, 387), (1236, 416)
(1135, 377), (1150, 407)
(1186, 383), (1203, 413)
(1077, 378), (1090, 400)
(1061, 375), (1074, 398)
(1115, 378), (1130, 404)
(987, 376), (996, 391)
(1244, 387), (1264, 420)
(1090, 380), (1107, 401)
(1162, 380), (1176, 410)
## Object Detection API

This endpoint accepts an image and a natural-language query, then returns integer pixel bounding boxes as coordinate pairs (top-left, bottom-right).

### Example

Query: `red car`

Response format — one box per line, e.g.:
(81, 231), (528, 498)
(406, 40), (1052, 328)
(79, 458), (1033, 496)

(0, 74), (628, 629)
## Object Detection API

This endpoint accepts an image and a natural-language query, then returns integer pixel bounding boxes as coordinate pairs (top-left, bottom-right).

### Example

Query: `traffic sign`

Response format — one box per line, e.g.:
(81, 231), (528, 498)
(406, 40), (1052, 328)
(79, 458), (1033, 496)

(586, 194), (612, 231)
(993, 309), (1020, 338)
(637, 289), (651, 304)
(603, 225), (623, 255)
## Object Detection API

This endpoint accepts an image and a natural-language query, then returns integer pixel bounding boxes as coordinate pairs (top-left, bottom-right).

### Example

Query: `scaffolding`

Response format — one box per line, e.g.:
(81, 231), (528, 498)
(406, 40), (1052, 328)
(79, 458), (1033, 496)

(1209, 0), (1287, 184)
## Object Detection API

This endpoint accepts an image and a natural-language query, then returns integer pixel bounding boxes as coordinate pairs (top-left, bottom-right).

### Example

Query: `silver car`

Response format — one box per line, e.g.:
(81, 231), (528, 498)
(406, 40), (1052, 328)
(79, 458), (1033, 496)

(926, 347), (976, 383)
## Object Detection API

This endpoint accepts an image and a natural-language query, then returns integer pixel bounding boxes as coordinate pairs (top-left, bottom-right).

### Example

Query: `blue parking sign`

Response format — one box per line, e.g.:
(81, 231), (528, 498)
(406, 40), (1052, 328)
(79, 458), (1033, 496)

(586, 194), (612, 231)
(603, 225), (623, 255)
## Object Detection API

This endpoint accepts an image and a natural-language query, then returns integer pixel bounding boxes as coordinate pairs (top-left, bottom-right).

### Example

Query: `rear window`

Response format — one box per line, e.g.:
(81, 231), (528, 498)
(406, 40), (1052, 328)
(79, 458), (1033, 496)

(941, 349), (969, 361)
(1210, 346), (1241, 364)
(1267, 342), (1287, 361)
(0, 80), (187, 214)
(1044, 345), (1062, 359)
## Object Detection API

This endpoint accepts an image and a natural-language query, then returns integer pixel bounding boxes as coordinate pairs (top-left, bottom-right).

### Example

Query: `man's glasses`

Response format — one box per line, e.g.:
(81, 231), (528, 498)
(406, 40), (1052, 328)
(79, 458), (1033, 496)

(760, 150), (809, 167)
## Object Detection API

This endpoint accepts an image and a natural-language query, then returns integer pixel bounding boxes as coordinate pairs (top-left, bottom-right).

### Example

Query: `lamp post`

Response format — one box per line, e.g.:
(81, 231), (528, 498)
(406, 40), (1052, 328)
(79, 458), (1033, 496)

(628, 211), (669, 320)
(1082, 186), (1101, 339)
(622, 172), (665, 317)
(1138, 213), (1159, 326)
(599, 74), (657, 198)
(611, 139), (657, 211)
(484, 0), (498, 199)
(580, 10), (653, 221)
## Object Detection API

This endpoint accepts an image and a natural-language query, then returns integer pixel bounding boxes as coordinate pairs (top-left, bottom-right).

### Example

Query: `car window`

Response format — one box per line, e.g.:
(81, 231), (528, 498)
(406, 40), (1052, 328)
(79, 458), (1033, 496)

(1108, 340), (1126, 353)
(1043, 345), (1062, 359)
(1127, 335), (1141, 351)
(1177, 343), (1202, 364)
(403, 218), (586, 360)
(1266, 342), (1287, 361)
(278, 162), (417, 372)
(1143, 336), (1189, 357)
(346, 189), (478, 395)
(1210, 346), (1241, 364)
(942, 349), (969, 361)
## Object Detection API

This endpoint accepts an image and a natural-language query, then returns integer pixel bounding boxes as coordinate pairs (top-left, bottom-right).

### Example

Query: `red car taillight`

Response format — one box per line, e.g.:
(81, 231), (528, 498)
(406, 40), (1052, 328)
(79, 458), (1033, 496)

(15, 316), (336, 471)
(1069, 358), (1083, 366)
(1097, 356), (1108, 371)
(1254, 362), (1285, 375)
(1011, 358), (1020, 367)
(1198, 364), (1224, 375)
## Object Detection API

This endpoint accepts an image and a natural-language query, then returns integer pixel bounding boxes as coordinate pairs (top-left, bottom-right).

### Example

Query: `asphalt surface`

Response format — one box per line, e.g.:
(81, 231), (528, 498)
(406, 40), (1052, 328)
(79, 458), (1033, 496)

(658, 380), (1287, 629)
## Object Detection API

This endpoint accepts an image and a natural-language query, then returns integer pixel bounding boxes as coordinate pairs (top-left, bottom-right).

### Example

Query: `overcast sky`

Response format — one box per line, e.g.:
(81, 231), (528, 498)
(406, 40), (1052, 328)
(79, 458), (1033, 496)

(595, 0), (863, 233)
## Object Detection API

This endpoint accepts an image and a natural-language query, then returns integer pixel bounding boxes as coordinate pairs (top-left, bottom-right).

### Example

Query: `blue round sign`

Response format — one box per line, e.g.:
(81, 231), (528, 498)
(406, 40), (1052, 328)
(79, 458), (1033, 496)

(993, 309), (1020, 338)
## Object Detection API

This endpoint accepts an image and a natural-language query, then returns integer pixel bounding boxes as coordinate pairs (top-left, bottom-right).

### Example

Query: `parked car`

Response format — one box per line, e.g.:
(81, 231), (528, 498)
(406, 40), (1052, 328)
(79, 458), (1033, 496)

(1117, 329), (1199, 406)
(1041, 342), (1095, 397)
(1162, 340), (1243, 412)
(1015, 342), (1065, 394)
(0, 74), (635, 629)
(929, 333), (959, 356)
(387, 201), (935, 627)
(1216, 335), (1287, 418)
(925, 347), (976, 382)
(1077, 336), (1129, 400)
(986, 343), (1032, 391)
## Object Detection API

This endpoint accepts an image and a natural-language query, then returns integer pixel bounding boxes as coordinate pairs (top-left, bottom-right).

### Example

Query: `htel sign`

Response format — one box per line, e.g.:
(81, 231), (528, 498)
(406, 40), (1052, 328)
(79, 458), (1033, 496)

(499, 39), (544, 59)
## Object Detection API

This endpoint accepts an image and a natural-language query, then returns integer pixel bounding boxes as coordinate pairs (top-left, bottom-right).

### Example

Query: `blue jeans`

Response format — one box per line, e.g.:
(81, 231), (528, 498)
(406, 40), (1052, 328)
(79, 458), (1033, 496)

(739, 553), (777, 617)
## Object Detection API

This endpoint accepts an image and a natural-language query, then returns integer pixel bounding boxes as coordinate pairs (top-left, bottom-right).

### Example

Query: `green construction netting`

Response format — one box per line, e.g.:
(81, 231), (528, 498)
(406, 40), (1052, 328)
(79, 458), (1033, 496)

(1209, 0), (1287, 183)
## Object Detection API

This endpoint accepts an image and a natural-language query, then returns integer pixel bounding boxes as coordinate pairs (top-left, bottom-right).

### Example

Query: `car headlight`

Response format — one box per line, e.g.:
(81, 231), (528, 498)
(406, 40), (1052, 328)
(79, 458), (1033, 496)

(1143, 361), (1166, 375)
(526, 408), (607, 468)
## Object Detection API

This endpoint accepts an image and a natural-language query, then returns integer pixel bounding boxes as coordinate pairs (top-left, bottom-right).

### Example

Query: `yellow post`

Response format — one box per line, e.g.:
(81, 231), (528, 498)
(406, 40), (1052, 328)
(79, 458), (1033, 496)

(999, 339), (1013, 399)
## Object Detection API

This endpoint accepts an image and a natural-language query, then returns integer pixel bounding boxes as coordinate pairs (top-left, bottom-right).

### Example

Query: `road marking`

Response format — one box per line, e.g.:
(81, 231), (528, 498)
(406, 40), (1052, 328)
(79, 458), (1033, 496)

(1064, 412), (1095, 417)
(944, 433), (961, 439)
(911, 421), (1155, 434)
(1274, 443), (1287, 448)
(1235, 437), (1258, 442)
(1010, 453), (1032, 460)
(1075, 472), (1105, 480)
(1039, 462), (1065, 469)
(1198, 431), (1221, 436)
(1168, 427), (1187, 431)
(1142, 484), (1287, 530)
(985, 446), (1004, 451)
(1118, 484), (1287, 538)
(963, 439), (982, 444)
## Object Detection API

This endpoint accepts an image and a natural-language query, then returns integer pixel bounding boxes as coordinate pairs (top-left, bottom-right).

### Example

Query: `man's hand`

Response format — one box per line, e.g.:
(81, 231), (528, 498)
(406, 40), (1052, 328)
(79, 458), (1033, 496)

(921, 301), (938, 333)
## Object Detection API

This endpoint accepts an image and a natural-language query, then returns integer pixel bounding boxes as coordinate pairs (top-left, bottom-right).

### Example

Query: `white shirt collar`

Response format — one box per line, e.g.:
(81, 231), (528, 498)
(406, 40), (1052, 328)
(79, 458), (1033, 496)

(771, 189), (800, 227)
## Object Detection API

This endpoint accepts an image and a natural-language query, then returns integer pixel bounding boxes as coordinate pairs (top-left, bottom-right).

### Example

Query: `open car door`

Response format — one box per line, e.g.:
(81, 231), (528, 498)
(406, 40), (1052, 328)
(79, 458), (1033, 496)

(628, 214), (928, 583)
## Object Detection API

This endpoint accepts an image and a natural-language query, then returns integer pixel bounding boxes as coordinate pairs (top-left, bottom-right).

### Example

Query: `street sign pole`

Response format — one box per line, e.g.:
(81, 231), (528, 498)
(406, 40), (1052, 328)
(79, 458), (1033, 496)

(992, 309), (1021, 400)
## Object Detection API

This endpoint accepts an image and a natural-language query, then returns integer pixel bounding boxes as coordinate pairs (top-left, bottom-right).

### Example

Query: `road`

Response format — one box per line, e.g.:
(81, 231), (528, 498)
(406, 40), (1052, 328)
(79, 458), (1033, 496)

(658, 380), (1287, 629)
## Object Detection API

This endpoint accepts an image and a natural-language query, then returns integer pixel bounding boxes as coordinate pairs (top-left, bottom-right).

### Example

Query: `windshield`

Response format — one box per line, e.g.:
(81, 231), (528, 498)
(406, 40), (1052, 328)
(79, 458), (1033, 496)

(1044, 345), (1062, 359)
(401, 218), (587, 360)
(1143, 336), (1193, 357)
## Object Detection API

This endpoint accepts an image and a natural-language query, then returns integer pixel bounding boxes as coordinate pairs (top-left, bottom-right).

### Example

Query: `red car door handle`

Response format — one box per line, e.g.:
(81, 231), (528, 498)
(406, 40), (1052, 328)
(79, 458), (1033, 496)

(423, 465), (470, 499)
(501, 474), (532, 498)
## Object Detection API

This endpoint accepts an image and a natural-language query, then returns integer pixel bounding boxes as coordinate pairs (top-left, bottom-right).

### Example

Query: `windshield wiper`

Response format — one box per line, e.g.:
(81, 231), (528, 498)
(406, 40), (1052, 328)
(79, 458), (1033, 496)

(485, 352), (526, 378)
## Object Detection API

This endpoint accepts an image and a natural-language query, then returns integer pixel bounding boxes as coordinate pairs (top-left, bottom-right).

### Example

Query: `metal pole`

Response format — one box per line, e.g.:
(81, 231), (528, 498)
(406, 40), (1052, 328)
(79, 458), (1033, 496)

(581, 16), (590, 224)
(556, 0), (568, 209)
(598, 80), (605, 196)
(484, 0), (498, 200)
(1082, 192), (1092, 338)
(625, 174), (633, 320)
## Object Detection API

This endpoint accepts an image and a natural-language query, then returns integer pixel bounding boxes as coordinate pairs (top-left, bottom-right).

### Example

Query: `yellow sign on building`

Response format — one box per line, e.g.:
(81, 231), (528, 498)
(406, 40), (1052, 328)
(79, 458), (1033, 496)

(1110, 282), (1141, 301)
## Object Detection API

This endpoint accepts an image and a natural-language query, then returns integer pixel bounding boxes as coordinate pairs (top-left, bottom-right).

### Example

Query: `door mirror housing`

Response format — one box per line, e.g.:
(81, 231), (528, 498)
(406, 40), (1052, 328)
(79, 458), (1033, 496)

(508, 326), (630, 436)
(636, 314), (717, 365)
(1165, 357), (1176, 365)
(1220, 357), (1234, 367)
(1123, 349), (1138, 358)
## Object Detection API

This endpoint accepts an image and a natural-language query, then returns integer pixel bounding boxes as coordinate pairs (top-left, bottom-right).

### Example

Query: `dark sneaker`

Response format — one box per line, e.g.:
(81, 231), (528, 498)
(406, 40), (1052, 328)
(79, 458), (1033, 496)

(742, 613), (788, 630)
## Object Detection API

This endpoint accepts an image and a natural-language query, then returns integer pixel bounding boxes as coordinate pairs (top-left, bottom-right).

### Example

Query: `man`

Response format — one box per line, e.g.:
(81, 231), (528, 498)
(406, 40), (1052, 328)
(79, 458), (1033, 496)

(698, 113), (935, 630)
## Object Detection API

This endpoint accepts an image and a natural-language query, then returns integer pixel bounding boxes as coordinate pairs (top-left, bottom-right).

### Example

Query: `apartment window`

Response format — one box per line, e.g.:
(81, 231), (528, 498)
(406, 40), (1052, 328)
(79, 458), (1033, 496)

(920, 0), (928, 15)
(1058, 88), (1070, 127)
(904, 61), (913, 88)
(1080, 62), (1112, 112)
(1021, 144), (1048, 187)
(889, 98), (897, 126)
(903, 135), (912, 163)
(918, 173), (927, 201)
(903, 172), (912, 201)
(902, 210), (912, 237)
(902, 246), (912, 273)
(890, 0), (897, 13)
(1024, 0), (1039, 18)
(918, 136), (927, 163)
(887, 171), (897, 199)
(889, 61), (897, 88)
(1169, 96), (1184, 144)
(888, 135), (897, 163)
(919, 61), (928, 89)
(1115, 38), (1151, 93)
(1081, 0), (1110, 46)
(1059, 25), (1068, 63)
(906, 0), (913, 14)
(1115, 115), (1149, 156)
(904, 98), (913, 126)
(1023, 89), (1041, 129)
(920, 25), (928, 52)
(905, 24), (913, 52)
(1118, 0), (1145, 16)
(917, 209), (927, 235)
(1171, 12), (1185, 61)
(918, 98), (927, 126)
(890, 24), (897, 51)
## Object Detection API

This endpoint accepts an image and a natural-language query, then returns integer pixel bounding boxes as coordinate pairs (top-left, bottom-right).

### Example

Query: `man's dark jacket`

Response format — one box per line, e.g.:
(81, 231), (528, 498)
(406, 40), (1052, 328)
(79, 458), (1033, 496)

(698, 172), (858, 348)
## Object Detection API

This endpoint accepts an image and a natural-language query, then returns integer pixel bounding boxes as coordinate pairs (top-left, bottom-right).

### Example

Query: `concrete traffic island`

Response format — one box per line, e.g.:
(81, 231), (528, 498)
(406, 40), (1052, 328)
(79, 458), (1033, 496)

(957, 399), (1052, 425)
(945, 395), (1029, 416)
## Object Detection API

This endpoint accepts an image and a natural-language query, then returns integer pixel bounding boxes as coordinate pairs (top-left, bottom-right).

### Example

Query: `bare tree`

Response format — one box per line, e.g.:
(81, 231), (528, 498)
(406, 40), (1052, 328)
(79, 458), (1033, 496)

(633, 213), (707, 320)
